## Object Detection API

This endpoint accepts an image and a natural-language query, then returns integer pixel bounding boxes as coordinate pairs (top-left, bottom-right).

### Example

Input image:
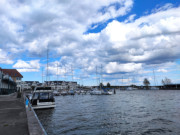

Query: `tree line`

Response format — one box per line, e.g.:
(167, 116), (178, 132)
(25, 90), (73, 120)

(143, 77), (172, 88)
(98, 77), (172, 88)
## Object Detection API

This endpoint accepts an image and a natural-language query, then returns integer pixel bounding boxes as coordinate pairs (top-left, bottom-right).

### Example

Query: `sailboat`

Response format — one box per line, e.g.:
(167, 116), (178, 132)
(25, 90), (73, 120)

(151, 69), (159, 90)
(91, 65), (112, 95)
(90, 87), (102, 95)
(90, 66), (102, 95)
(30, 46), (56, 109)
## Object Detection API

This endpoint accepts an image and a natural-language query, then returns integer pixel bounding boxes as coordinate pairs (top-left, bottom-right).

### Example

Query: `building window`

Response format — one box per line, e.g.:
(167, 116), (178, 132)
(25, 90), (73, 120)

(16, 77), (21, 80)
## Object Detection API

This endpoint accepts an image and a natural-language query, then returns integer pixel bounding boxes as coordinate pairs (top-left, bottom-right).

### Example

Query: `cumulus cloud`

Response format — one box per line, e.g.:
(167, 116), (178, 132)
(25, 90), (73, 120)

(13, 59), (40, 72)
(157, 69), (168, 73)
(152, 3), (174, 13)
(0, 49), (14, 64)
(57, 4), (180, 81)
(124, 14), (136, 23)
(17, 69), (39, 72)
(98, 6), (180, 64)
(0, 0), (180, 85)
(0, 0), (134, 62)
(105, 62), (142, 73)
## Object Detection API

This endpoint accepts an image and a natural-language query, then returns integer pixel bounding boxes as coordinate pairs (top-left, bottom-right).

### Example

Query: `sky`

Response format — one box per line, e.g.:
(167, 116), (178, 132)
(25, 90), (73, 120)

(0, 0), (180, 86)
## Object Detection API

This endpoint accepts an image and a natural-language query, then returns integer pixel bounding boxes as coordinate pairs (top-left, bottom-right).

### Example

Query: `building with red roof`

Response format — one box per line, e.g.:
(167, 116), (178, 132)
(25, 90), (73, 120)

(0, 68), (18, 94)
(1, 69), (23, 82)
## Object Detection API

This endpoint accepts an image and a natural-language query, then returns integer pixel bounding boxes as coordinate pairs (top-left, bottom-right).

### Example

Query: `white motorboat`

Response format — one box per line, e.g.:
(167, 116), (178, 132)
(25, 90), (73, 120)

(107, 91), (113, 95)
(76, 90), (81, 95)
(102, 90), (113, 95)
(150, 87), (159, 90)
(53, 90), (60, 96)
(90, 88), (102, 95)
(68, 89), (75, 95)
(61, 90), (68, 96)
(80, 90), (86, 94)
(31, 86), (56, 109)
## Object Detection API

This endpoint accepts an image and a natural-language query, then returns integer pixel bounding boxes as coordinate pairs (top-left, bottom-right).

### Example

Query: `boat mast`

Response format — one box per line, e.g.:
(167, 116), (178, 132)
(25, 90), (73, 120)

(46, 47), (49, 86)
(122, 76), (123, 86)
(42, 67), (43, 84)
(96, 66), (98, 86)
(133, 75), (135, 88)
(57, 62), (58, 89)
(153, 69), (157, 87)
(100, 64), (103, 89)
(64, 66), (66, 81)
(71, 65), (73, 81)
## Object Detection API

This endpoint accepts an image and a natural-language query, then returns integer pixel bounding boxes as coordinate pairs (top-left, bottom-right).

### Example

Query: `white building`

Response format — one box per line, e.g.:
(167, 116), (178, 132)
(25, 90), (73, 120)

(21, 81), (40, 90)
(45, 81), (78, 90)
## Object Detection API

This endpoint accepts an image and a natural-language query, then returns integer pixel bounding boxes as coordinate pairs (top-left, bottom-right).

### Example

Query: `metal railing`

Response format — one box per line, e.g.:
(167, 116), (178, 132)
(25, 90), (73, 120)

(25, 96), (48, 135)
(0, 88), (17, 95)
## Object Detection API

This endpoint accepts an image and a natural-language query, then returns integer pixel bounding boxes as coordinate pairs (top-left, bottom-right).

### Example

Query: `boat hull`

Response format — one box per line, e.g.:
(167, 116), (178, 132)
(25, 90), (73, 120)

(90, 91), (102, 95)
(32, 104), (56, 109)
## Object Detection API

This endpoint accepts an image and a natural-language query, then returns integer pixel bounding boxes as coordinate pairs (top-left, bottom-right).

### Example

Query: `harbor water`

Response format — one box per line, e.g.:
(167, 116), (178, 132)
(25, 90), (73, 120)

(36, 90), (180, 135)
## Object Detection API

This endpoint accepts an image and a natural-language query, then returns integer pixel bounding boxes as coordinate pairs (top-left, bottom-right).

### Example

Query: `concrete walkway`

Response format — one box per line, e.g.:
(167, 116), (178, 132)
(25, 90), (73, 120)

(0, 93), (29, 135)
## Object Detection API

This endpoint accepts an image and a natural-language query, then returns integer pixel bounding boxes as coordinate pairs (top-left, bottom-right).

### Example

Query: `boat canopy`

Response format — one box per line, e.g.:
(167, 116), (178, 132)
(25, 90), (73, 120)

(36, 87), (52, 90)
(102, 87), (110, 92)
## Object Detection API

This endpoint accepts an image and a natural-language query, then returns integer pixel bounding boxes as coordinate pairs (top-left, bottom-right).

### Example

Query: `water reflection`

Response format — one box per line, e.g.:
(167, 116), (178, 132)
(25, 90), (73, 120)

(36, 90), (180, 135)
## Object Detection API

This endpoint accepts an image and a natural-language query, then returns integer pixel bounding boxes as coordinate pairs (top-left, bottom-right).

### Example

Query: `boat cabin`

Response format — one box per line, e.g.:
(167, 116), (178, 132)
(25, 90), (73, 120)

(31, 86), (56, 109)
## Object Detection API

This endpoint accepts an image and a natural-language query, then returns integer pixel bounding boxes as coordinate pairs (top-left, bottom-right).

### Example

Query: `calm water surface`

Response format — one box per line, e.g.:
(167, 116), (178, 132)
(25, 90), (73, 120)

(36, 90), (180, 135)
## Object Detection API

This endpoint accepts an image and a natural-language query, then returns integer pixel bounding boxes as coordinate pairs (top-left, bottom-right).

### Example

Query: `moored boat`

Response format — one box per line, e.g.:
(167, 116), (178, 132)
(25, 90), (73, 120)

(102, 89), (113, 95)
(31, 86), (56, 109)
(53, 90), (60, 96)
(68, 89), (75, 95)
(61, 90), (68, 96)
(90, 88), (102, 95)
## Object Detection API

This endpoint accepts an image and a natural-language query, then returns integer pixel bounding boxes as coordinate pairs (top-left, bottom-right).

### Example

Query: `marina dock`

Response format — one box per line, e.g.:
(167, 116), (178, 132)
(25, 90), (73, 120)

(0, 92), (47, 135)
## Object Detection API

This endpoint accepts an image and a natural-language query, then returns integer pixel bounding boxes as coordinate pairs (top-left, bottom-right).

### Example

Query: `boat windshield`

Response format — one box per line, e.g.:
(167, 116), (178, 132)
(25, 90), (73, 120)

(36, 92), (54, 100)
(33, 93), (39, 99)
(49, 93), (53, 99)
(39, 93), (49, 99)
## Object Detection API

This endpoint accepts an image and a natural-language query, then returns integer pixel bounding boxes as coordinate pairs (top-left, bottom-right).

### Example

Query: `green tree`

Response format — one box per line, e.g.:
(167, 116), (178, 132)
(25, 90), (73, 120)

(99, 83), (104, 88)
(162, 79), (165, 85)
(162, 77), (171, 85)
(162, 77), (172, 89)
(143, 78), (150, 89)
(107, 82), (111, 87)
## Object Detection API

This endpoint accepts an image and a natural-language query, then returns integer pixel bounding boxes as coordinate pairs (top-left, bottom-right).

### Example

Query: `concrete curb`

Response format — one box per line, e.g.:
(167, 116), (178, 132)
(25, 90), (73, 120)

(24, 94), (48, 135)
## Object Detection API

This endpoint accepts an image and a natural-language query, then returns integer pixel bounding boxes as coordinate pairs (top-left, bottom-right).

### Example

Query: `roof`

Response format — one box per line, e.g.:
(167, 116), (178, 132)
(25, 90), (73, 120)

(2, 69), (23, 78)
(25, 81), (39, 83)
